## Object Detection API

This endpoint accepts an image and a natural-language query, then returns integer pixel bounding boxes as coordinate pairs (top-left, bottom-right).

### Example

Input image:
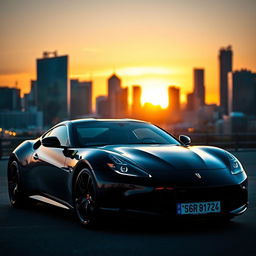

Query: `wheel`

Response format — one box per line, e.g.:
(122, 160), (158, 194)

(73, 168), (99, 227)
(7, 160), (27, 207)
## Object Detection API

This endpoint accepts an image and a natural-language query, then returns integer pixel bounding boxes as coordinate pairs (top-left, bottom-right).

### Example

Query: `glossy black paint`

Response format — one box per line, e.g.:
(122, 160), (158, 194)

(9, 119), (248, 218)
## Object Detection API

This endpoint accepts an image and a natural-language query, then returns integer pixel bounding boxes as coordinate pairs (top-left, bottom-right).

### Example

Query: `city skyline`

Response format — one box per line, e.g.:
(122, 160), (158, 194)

(0, 0), (256, 107)
(0, 45), (254, 110)
(1, 49), (255, 133)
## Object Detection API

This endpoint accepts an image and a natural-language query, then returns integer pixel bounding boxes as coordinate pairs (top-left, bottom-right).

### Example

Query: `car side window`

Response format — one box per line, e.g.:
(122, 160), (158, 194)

(50, 125), (69, 147)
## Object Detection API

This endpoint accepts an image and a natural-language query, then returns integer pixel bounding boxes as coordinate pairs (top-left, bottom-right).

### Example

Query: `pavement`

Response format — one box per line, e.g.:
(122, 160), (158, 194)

(0, 151), (255, 256)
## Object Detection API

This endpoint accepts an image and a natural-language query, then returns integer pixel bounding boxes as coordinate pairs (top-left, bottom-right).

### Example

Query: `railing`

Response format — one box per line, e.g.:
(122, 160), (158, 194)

(0, 133), (256, 159)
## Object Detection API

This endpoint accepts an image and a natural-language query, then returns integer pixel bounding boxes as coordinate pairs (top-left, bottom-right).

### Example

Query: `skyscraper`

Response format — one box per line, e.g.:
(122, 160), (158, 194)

(168, 86), (180, 112)
(70, 79), (92, 118)
(107, 73), (121, 118)
(23, 80), (37, 111)
(116, 87), (128, 118)
(36, 52), (68, 126)
(193, 68), (205, 106)
(186, 92), (195, 111)
(96, 96), (109, 118)
(0, 87), (21, 111)
(228, 69), (256, 116)
(219, 46), (233, 115)
(132, 85), (142, 117)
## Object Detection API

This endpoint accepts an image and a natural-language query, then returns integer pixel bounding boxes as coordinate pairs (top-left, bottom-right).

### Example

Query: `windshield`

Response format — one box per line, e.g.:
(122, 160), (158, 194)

(72, 121), (180, 147)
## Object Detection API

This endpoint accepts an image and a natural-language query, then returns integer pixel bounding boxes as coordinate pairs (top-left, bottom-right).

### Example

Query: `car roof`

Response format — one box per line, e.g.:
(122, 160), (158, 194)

(57, 118), (148, 126)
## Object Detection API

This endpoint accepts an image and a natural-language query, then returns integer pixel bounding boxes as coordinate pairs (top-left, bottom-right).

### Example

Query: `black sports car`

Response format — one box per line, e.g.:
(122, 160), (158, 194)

(8, 119), (248, 226)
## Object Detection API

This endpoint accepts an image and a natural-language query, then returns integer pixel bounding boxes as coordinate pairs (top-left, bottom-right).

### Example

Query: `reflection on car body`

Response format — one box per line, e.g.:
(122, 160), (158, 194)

(7, 119), (248, 227)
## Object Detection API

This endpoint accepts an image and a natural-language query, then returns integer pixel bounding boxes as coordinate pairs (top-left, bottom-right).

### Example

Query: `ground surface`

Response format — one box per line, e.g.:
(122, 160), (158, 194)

(0, 151), (255, 256)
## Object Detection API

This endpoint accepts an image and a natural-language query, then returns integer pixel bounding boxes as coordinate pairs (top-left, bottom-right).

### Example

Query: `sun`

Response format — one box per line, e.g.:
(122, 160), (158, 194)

(141, 90), (168, 108)
(139, 78), (169, 108)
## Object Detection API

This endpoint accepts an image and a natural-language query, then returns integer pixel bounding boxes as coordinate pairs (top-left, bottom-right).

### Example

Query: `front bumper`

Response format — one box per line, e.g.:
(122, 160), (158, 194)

(229, 204), (247, 215)
(98, 179), (248, 217)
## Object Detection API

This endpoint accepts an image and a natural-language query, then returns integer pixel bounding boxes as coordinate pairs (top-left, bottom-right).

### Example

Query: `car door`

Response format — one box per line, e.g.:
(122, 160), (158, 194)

(31, 125), (71, 203)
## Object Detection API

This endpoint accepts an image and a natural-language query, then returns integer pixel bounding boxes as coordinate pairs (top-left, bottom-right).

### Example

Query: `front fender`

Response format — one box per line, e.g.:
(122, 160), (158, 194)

(11, 140), (35, 166)
(194, 146), (233, 168)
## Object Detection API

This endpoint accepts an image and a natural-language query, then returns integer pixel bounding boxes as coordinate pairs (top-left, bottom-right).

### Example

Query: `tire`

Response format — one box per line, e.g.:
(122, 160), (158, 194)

(73, 168), (99, 227)
(7, 160), (28, 208)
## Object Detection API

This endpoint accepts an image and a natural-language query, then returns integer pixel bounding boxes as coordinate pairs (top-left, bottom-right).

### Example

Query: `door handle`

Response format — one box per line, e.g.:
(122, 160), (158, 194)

(33, 153), (39, 160)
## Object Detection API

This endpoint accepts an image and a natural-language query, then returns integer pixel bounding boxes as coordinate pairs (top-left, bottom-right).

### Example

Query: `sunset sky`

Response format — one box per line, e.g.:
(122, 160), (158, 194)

(0, 0), (255, 108)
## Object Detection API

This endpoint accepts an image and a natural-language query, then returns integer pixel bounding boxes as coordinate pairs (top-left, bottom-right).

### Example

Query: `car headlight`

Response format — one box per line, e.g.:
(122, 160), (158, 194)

(107, 155), (151, 178)
(226, 152), (244, 175)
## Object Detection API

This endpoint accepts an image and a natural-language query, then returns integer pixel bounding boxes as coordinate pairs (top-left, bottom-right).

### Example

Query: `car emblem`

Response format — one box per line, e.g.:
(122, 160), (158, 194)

(195, 173), (202, 179)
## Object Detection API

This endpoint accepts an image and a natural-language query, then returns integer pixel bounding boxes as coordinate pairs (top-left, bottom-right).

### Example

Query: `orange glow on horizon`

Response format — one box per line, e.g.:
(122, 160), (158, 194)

(0, 0), (255, 111)
(0, 66), (219, 108)
(130, 77), (171, 108)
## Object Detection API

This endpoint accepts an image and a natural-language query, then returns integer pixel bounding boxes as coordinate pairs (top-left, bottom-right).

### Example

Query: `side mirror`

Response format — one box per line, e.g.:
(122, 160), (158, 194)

(42, 136), (61, 148)
(179, 135), (191, 146)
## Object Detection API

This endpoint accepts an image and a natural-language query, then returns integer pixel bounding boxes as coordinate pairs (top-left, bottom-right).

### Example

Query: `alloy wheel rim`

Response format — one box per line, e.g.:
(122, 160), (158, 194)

(75, 170), (95, 224)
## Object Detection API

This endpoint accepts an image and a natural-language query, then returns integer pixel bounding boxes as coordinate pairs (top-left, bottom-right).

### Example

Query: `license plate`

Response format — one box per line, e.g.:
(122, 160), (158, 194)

(177, 201), (221, 215)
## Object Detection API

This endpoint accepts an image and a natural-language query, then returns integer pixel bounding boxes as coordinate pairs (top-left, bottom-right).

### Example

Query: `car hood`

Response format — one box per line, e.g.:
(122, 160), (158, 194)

(100, 144), (237, 186)
(103, 144), (227, 171)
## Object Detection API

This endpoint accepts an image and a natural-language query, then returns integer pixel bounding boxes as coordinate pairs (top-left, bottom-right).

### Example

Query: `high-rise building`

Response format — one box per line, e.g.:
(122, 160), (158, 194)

(187, 92), (195, 111)
(219, 45), (233, 115)
(168, 86), (180, 112)
(96, 96), (109, 118)
(116, 87), (128, 118)
(107, 73), (121, 118)
(228, 69), (256, 116)
(0, 87), (21, 111)
(36, 52), (69, 126)
(0, 110), (43, 130)
(23, 80), (37, 111)
(132, 85), (142, 117)
(70, 79), (92, 118)
(193, 68), (205, 106)
(30, 80), (38, 106)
